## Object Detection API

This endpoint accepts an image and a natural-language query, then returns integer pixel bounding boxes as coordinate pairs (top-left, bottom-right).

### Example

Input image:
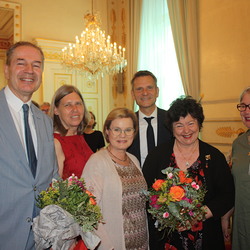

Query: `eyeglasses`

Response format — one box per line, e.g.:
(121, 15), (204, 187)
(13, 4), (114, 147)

(109, 127), (135, 136)
(237, 103), (250, 111)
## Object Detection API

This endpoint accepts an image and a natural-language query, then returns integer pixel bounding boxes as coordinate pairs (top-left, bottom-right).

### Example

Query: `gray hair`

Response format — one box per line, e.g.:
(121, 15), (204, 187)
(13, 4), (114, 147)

(239, 87), (250, 102)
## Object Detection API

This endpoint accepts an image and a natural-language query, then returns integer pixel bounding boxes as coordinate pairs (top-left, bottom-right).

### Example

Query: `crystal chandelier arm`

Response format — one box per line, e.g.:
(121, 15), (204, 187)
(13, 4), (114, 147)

(61, 4), (127, 81)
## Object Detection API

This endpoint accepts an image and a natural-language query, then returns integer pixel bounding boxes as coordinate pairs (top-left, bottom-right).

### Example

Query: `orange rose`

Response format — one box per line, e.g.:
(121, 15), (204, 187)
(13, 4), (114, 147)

(85, 190), (93, 196)
(169, 186), (185, 201)
(86, 190), (97, 205)
(89, 197), (96, 205)
(179, 171), (193, 184)
(152, 179), (165, 191)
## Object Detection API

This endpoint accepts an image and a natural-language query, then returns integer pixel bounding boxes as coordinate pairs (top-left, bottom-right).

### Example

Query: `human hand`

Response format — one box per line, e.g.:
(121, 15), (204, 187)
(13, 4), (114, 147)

(221, 208), (234, 242)
(221, 217), (231, 242)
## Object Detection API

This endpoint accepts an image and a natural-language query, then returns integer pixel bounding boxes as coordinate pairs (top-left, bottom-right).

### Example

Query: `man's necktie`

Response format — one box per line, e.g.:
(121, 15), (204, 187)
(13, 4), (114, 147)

(23, 104), (37, 178)
(144, 117), (155, 153)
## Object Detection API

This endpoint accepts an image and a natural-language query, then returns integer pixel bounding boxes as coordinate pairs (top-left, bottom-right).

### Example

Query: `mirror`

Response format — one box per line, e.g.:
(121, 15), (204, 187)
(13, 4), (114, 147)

(0, 1), (21, 89)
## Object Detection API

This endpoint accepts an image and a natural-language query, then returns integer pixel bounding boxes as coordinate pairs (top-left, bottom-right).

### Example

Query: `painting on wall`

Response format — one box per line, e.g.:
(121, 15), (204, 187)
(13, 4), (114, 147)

(0, 1), (21, 45)
(202, 119), (245, 155)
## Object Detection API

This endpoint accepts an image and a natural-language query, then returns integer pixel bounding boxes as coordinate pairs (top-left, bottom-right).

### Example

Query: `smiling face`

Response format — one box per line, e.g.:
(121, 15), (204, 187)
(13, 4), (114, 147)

(173, 114), (199, 146)
(131, 75), (159, 115)
(106, 117), (135, 151)
(239, 92), (250, 129)
(54, 92), (84, 134)
(4, 45), (43, 102)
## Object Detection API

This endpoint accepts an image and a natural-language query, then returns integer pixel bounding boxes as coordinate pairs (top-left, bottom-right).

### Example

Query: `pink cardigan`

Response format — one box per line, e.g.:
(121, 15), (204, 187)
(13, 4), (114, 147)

(82, 148), (148, 250)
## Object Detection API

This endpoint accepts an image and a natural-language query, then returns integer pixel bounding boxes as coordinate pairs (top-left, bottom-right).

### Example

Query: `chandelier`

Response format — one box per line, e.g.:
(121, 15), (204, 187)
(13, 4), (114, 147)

(61, 12), (127, 81)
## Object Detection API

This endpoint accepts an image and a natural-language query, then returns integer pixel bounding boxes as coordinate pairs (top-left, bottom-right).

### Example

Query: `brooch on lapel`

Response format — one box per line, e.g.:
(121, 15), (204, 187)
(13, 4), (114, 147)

(205, 155), (211, 168)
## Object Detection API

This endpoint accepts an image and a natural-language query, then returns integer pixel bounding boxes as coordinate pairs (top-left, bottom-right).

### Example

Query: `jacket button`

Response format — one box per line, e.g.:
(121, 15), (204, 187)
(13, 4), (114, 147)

(33, 186), (37, 191)
(26, 217), (32, 223)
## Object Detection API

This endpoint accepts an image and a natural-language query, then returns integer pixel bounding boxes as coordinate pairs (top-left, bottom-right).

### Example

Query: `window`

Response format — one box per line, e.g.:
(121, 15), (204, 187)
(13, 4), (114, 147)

(137, 0), (184, 110)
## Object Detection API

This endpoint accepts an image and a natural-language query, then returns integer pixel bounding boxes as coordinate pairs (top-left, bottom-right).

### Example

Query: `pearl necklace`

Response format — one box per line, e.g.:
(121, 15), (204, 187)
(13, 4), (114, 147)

(175, 141), (198, 167)
(107, 147), (128, 162)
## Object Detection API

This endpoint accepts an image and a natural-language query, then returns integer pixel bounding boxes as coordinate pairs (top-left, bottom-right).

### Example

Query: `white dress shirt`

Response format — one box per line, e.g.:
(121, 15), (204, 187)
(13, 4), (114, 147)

(138, 108), (158, 166)
(4, 86), (38, 159)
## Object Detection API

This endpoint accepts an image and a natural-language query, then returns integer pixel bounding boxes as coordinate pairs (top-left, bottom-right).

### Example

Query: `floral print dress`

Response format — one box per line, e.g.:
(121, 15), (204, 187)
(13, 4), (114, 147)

(165, 153), (206, 250)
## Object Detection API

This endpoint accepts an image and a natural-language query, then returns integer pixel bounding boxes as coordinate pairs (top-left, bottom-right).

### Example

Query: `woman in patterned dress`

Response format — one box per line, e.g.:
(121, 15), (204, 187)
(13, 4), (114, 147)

(143, 96), (234, 250)
(82, 107), (149, 249)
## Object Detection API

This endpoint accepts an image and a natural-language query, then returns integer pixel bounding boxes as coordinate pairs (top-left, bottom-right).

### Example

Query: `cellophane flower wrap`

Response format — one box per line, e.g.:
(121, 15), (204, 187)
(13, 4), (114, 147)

(148, 167), (207, 234)
(36, 174), (102, 232)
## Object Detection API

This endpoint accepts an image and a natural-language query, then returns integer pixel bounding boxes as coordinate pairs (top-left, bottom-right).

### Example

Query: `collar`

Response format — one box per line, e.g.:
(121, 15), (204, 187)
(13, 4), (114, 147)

(5, 86), (32, 112)
(138, 107), (158, 120)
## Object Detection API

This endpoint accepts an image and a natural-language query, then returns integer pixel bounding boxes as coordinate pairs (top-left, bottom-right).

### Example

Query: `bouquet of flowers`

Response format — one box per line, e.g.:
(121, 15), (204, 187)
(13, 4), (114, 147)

(33, 174), (102, 249)
(148, 167), (207, 234)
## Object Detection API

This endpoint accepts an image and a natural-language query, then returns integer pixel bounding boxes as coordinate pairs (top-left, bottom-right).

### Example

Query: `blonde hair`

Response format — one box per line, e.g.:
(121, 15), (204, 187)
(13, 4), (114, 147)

(103, 108), (138, 143)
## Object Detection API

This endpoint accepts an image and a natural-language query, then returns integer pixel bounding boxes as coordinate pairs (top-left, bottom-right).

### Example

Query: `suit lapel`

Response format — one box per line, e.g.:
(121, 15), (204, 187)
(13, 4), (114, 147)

(134, 111), (141, 161)
(31, 105), (48, 178)
(157, 107), (162, 143)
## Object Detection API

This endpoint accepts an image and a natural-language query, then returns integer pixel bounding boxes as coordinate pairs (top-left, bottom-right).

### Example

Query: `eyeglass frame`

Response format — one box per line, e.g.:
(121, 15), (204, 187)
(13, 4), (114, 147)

(237, 103), (250, 111)
(109, 127), (135, 136)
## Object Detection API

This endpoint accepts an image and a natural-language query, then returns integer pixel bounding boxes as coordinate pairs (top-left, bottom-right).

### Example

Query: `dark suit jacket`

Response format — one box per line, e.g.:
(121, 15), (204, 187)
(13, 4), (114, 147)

(143, 139), (235, 250)
(127, 107), (172, 165)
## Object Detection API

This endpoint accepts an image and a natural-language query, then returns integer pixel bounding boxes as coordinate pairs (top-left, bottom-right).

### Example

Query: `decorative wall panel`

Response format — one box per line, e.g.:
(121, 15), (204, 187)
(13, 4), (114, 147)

(202, 119), (245, 155)
(35, 38), (108, 130)
(54, 73), (72, 91)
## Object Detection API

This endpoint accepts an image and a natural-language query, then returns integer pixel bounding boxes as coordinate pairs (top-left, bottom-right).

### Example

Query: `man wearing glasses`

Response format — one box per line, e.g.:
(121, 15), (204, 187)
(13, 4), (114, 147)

(230, 87), (250, 250)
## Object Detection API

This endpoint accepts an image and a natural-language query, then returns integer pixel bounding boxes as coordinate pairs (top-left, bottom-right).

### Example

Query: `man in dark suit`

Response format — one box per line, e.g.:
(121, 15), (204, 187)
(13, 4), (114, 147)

(128, 70), (172, 167)
(127, 70), (172, 249)
(0, 41), (58, 249)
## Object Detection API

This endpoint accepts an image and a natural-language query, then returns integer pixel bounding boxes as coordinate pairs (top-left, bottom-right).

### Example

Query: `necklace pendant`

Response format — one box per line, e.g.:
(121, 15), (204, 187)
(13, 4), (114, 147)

(186, 162), (189, 167)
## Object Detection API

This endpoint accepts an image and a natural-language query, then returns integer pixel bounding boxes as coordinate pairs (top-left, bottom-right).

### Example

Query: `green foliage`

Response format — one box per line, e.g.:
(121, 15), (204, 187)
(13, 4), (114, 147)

(148, 167), (207, 234)
(36, 176), (102, 232)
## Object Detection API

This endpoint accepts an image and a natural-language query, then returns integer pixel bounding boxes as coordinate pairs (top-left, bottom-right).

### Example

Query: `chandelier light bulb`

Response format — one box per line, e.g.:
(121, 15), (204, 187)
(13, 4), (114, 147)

(61, 13), (127, 81)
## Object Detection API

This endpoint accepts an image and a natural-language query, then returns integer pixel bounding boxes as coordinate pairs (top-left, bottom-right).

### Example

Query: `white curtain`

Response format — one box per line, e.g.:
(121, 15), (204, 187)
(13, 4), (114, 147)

(137, 0), (184, 110)
(167, 0), (200, 100)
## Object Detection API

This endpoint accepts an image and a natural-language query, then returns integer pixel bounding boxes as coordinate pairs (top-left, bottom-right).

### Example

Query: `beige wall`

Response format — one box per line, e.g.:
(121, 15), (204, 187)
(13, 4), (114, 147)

(1, 0), (132, 118)
(9, 0), (93, 42)
(199, 0), (250, 154)
(0, 0), (112, 129)
(1, 0), (250, 146)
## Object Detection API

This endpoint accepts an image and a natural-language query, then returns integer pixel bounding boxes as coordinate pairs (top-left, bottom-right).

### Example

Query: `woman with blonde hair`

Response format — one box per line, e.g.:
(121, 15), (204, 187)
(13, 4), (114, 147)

(82, 107), (149, 249)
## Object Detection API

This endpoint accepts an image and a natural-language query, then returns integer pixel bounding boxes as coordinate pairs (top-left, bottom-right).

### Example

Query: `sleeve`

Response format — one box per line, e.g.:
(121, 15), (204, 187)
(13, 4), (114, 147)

(142, 145), (169, 188)
(204, 149), (235, 218)
(81, 154), (104, 205)
(81, 154), (114, 250)
(44, 115), (59, 180)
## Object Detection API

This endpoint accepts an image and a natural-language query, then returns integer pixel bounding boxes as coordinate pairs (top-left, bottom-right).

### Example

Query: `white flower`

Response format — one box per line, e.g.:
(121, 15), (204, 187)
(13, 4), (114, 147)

(167, 173), (174, 179)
